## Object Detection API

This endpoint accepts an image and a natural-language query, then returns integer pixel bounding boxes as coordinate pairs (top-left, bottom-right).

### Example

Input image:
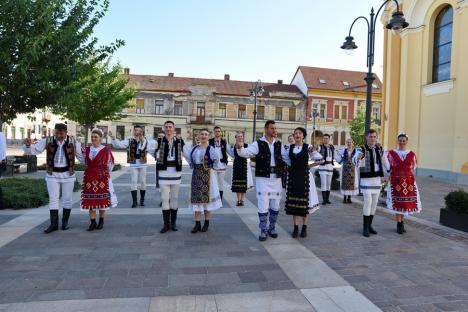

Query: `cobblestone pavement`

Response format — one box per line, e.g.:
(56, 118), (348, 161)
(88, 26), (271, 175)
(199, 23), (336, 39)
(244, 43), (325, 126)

(0, 164), (466, 311)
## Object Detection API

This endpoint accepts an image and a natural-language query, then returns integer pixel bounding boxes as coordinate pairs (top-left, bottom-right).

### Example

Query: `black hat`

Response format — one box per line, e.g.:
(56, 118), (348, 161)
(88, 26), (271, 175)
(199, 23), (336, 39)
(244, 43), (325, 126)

(54, 123), (67, 131)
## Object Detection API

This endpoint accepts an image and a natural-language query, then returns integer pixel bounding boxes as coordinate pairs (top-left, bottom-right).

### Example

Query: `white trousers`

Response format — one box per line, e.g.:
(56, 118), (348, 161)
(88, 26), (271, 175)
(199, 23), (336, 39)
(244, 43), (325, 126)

(160, 184), (180, 210)
(215, 170), (225, 192)
(46, 179), (75, 210)
(130, 167), (147, 191)
(363, 193), (379, 216)
(320, 173), (333, 191)
(257, 198), (280, 214)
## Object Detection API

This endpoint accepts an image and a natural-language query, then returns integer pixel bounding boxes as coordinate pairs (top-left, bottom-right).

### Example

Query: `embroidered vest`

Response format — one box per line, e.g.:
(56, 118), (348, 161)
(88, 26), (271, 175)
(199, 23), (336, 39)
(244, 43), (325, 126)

(156, 137), (184, 171)
(45, 136), (76, 175)
(255, 140), (285, 178)
(319, 144), (335, 165)
(127, 138), (147, 164)
(209, 138), (228, 165)
(360, 145), (384, 178)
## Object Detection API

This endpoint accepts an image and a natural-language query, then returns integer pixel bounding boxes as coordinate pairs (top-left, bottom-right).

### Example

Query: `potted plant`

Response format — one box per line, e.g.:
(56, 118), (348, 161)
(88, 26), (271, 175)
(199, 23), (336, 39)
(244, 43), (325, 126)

(440, 189), (468, 232)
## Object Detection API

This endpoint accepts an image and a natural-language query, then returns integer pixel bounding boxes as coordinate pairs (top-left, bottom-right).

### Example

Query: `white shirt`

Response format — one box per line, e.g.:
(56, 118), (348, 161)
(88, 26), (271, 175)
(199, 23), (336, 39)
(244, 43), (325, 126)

(236, 136), (281, 167)
(212, 138), (227, 170)
(0, 132), (6, 161)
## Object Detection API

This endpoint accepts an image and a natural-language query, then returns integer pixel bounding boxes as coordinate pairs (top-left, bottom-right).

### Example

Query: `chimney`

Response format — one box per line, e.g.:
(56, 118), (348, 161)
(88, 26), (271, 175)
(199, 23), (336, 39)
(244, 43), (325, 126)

(168, 73), (174, 77)
(224, 74), (230, 80)
(277, 79), (283, 85)
(124, 67), (130, 75)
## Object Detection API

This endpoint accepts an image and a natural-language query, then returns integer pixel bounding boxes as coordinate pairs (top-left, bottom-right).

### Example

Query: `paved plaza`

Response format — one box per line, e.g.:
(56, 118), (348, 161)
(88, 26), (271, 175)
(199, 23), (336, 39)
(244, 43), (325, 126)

(0, 163), (467, 312)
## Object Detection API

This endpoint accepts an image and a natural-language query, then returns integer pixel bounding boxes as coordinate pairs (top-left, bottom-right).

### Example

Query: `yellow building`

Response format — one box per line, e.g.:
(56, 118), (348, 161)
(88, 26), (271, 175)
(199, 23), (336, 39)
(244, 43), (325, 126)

(382, 0), (468, 184)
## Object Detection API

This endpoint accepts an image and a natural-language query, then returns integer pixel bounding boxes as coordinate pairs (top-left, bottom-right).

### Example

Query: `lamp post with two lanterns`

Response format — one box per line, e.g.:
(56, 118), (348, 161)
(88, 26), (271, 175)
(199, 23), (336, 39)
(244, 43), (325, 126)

(341, 0), (409, 136)
(249, 80), (265, 142)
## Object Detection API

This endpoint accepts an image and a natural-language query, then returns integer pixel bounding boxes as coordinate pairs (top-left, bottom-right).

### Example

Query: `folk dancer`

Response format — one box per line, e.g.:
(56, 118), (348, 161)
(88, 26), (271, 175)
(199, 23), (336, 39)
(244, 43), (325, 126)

(317, 134), (335, 205)
(156, 130), (165, 207)
(78, 128), (117, 231)
(109, 125), (148, 208)
(236, 120), (286, 241)
(227, 131), (254, 206)
(149, 121), (185, 233)
(281, 134), (295, 189)
(282, 127), (322, 238)
(183, 129), (222, 233)
(23, 123), (82, 233)
(386, 133), (422, 234)
(335, 138), (359, 204)
(209, 126), (228, 201)
(353, 129), (390, 237)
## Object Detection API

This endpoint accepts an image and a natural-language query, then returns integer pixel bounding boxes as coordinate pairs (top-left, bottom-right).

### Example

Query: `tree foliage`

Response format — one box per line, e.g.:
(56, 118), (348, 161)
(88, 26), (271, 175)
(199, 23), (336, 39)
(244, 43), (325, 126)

(0, 0), (123, 125)
(349, 110), (379, 147)
(58, 61), (136, 144)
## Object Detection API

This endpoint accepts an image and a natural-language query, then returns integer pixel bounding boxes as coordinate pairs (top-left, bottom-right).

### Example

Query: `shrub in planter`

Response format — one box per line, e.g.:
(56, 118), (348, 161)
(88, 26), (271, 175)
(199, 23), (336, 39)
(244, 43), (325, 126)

(440, 189), (468, 232)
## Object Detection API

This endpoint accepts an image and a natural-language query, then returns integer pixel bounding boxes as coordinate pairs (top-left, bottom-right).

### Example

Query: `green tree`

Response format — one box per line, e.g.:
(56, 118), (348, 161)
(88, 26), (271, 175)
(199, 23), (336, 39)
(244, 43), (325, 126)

(349, 110), (380, 147)
(58, 61), (136, 144)
(0, 0), (123, 127)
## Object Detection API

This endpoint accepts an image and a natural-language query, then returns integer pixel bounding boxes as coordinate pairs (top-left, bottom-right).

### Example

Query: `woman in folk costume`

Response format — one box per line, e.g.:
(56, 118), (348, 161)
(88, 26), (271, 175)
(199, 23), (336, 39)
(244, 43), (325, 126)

(281, 134), (295, 189)
(78, 128), (117, 231)
(183, 129), (222, 233)
(227, 131), (253, 206)
(335, 138), (359, 204)
(282, 128), (322, 238)
(386, 133), (422, 234)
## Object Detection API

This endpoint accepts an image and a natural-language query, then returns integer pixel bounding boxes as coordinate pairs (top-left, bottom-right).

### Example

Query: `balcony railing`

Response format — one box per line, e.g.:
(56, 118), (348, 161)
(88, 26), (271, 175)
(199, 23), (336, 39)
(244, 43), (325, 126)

(189, 116), (214, 124)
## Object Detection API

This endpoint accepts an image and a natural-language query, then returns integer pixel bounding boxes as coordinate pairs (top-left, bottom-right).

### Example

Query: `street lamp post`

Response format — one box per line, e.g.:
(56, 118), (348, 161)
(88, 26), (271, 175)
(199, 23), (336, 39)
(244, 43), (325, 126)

(250, 80), (264, 141)
(312, 105), (319, 146)
(341, 0), (408, 136)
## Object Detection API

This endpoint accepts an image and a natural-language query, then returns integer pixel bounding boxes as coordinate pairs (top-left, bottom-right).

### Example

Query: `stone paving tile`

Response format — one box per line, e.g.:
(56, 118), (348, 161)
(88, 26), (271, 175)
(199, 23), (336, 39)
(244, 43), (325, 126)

(0, 215), (20, 226)
(269, 190), (468, 312)
(0, 212), (295, 304)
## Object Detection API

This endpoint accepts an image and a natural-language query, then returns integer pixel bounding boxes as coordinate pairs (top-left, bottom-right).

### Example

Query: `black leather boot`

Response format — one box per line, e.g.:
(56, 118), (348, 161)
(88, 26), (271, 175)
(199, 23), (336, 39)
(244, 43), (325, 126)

(191, 221), (201, 233)
(326, 191), (331, 204)
(369, 215), (378, 235)
(322, 192), (327, 205)
(131, 191), (137, 208)
(44, 210), (59, 234)
(402, 220), (406, 233)
(170, 209), (178, 231)
(96, 217), (104, 230)
(160, 210), (171, 233)
(140, 190), (146, 206)
(343, 196), (347, 203)
(292, 225), (299, 238)
(61, 208), (71, 230)
(201, 220), (210, 232)
(300, 225), (308, 238)
(347, 196), (352, 204)
(397, 222), (403, 234)
(87, 219), (97, 231)
(220, 191), (223, 201)
(363, 216), (370, 237)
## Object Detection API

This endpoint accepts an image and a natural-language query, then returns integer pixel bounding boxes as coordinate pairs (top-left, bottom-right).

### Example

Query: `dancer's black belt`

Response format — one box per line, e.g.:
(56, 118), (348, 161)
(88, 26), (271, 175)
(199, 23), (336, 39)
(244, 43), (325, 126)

(53, 167), (69, 173)
(166, 161), (177, 167)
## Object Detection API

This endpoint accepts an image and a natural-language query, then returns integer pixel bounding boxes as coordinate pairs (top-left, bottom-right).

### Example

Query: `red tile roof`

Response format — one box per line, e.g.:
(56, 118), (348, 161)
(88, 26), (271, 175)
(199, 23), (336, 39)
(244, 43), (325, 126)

(294, 66), (382, 94)
(127, 74), (304, 98)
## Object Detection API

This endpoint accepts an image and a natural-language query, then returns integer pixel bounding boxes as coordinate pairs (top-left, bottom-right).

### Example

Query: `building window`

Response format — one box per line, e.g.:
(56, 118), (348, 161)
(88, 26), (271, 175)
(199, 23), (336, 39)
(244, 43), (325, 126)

(153, 127), (162, 139)
(275, 107), (283, 120)
(319, 78), (327, 84)
(433, 5), (453, 83)
(154, 99), (164, 115)
(340, 131), (346, 146)
(333, 131), (339, 145)
(174, 101), (183, 115)
(334, 102), (348, 120)
(136, 98), (145, 114)
(19, 127), (25, 139)
(342, 81), (350, 87)
(218, 103), (227, 118)
(372, 106), (381, 124)
(11, 126), (16, 139)
(289, 107), (296, 121)
(116, 125), (125, 140)
(257, 106), (265, 120)
(196, 102), (205, 116)
(238, 104), (246, 119)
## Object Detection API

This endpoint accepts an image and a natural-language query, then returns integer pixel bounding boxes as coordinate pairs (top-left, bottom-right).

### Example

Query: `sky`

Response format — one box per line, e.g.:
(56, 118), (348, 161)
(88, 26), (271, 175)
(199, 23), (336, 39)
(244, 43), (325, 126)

(94, 0), (387, 83)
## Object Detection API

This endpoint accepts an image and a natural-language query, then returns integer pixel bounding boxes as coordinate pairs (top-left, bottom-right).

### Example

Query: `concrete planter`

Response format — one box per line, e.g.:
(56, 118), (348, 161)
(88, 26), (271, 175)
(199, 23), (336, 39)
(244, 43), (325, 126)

(440, 208), (468, 233)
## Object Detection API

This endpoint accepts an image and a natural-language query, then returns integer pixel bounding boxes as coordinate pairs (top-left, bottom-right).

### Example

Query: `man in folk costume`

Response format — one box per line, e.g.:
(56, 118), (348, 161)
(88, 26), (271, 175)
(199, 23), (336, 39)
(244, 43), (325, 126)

(109, 125), (148, 208)
(316, 134), (335, 205)
(209, 126), (228, 201)
(335, 138), (359, 204)
(236, 120), (286, 241)
(149, 121), (184, 233)
(353, 129), (390, 237)
(155, 130), (166, 207)
(23, 123), (82, 233)
(386, 133), (422, 234)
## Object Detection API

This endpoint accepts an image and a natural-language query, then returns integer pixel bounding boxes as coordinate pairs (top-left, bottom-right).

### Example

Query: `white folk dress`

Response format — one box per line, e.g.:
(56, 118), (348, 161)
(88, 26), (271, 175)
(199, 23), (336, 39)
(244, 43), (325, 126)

(183, 145), (222, 212)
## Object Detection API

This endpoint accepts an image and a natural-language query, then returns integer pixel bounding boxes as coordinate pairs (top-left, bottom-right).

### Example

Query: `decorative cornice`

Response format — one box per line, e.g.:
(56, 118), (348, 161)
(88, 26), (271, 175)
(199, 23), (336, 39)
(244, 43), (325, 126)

(457, 0), (468, 12)
(399, 25), (426, 37)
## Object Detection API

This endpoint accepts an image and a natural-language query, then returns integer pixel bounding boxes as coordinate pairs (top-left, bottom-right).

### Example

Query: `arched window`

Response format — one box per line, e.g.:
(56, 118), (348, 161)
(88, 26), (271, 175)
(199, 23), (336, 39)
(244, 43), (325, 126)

(333, 131), (339, 145)
(433, 6), (453, 83)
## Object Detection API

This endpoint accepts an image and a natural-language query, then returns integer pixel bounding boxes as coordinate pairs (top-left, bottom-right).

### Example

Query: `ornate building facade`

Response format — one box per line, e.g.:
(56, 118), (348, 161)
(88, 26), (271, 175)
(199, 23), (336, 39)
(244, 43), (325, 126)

(382, 0), (468, 184)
